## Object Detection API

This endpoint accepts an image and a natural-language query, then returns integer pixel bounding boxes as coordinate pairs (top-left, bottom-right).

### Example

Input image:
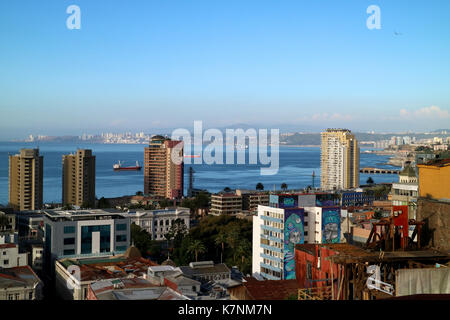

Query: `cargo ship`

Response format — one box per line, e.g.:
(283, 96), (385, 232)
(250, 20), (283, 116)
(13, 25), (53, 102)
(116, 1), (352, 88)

(113, 160), (142, 171)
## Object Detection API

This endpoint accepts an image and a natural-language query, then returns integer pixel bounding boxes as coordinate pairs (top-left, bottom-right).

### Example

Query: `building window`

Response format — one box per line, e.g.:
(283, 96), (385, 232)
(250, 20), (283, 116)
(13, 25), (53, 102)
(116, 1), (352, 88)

(64, 226), (75, 234)
(63, 249), (75, 255)
(116, 246), (127, 251)
(64, 237), (75, 245)
(81, 225), (111, 254)
(29, 292), (33, 300)
(116, 223), (127, 231)
(3, 259), (9, 265)
(116, 234), (127, 242)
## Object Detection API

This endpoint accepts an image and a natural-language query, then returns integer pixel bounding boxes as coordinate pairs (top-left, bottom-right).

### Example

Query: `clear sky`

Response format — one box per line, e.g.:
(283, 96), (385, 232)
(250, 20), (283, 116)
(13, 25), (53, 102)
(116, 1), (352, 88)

(1, 0), (449, 139)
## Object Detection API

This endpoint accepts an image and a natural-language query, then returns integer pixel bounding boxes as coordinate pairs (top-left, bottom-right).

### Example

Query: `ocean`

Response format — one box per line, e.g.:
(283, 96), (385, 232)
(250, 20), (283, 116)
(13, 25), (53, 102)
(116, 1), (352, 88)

(0, 142), (399, 205)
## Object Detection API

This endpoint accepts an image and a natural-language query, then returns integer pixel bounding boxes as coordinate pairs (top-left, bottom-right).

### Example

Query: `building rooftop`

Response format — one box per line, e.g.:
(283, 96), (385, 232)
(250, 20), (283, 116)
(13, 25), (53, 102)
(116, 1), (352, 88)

(89, 278), (188, 300)
(400, 165), (417, 177)
(295, 243), (450, 264)
(418, 158), (450, 167)
(58, 255), (158, 282)
(179, 261), (231, 277)
(43, 209), (126, 221)
(0, 266), (41, 289)
(127, 207), (190, 217)
(237, 277), (300, 300)
(0, 243), (17, 249)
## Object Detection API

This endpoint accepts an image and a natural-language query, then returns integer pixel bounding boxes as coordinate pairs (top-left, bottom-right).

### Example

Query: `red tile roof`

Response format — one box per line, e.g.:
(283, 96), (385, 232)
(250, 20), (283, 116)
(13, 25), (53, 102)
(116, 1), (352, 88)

(241, 277), (300, 300)
(0, 243), (17, 249)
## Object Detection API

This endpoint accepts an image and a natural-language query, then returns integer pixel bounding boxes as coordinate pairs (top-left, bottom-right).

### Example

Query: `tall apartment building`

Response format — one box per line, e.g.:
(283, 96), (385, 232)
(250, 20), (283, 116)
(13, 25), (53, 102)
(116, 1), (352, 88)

(210, 193), (242, 216)
(321, 129), (359, 191)
(144, 136), (184, 199)
(62, 149), (96, 207)
(9, 149), (43, 211)
(252, 194), (342, 280)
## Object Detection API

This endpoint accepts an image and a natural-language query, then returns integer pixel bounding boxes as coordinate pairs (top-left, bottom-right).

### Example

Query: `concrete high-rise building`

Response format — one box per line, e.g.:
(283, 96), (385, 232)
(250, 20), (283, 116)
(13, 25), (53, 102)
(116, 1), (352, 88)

(62, 149), (96, 207)
(9, 149), (43, 211)
(320, 129), (359, 191)
(144, 136), (184, 199)
(252, 194), (343, 280)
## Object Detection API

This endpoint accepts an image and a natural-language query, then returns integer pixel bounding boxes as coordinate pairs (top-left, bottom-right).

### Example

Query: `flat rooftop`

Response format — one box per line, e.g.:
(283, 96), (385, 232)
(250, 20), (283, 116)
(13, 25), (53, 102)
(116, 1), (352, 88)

(44, 209), (126, 221)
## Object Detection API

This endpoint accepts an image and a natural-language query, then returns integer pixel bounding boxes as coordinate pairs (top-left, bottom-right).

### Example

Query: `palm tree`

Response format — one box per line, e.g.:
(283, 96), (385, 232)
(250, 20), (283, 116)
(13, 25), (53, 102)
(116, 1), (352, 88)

(236, 239), (251, 266)
(223, 187), (232, 193)
(281, 183), (288, 191)
(256, 182), (264, 191)
(366, 177), (374, 184)
(187, 239), (206, 262)
(215, 232), (227, 264)
(226, 228), (240, 262)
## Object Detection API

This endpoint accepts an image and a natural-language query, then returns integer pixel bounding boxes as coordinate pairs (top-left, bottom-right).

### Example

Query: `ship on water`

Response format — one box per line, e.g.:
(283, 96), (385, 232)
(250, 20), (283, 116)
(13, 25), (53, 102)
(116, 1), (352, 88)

(113, 160), (142, 171)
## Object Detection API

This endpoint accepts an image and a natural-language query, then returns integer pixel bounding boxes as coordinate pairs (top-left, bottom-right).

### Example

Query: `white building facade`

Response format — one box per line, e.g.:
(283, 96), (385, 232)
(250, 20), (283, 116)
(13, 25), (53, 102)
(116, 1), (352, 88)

(127, 207), (190, 240)
(43, 209), (130, 274)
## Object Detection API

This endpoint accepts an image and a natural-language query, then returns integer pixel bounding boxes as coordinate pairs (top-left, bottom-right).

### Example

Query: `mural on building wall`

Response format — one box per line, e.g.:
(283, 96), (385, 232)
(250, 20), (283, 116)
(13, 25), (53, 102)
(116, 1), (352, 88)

(283, 209), (304, 279)
(316, 194), (339, 207)
(322, 207), (341, 243)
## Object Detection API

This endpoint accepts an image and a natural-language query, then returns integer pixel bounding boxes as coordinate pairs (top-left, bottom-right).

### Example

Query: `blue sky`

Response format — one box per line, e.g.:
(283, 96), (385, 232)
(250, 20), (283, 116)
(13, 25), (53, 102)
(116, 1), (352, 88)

(1, 0), (450, 139)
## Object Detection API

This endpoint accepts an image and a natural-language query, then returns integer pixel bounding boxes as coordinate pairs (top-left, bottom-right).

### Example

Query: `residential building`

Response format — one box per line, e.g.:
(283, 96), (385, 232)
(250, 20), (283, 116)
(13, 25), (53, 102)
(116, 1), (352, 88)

(8, 149), (43, 211)
(391, 166), (419, 219)
(341, 189), (374, 207)
(417, 158), (450, 200)
(127, 207), (190, 241)
(16, 211), (44, 239)
(62, 149), (96, 207)
(144, 135), (184, 199)
(31, 244), (44, 272)
(236, 189), (269, 212)
(0, 265), (43, 300)
(320, 129), (359, 190)
(55, 247), (157, 300)
(178, 261), (231, 283)
(0, 210), (18, 244)
(0, 243), (28, 268)
(210, 193), (242, 216)
(43, 209), (130, 274)
(252, 194), (342, 280)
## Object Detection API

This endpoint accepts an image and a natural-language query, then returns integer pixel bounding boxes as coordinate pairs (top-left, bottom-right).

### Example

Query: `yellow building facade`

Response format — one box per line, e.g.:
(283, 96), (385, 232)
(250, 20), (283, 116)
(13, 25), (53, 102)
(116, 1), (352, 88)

(418, 159), (450, 200)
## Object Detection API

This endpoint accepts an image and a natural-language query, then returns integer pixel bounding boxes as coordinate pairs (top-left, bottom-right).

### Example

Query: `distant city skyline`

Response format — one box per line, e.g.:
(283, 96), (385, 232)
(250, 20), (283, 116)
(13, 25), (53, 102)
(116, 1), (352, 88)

(1, 1), (450, 139)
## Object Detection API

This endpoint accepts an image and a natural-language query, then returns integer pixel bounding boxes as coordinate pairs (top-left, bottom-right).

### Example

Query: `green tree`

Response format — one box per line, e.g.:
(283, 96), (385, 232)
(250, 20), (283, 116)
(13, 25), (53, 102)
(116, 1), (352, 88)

(0, 215), (11, 230)
(366, 177), (374, 184)
(214, 232), (228, 264)
(256, 183), (264, 191)
(159, 198), (171, 208)
(136, 191), (143, 196)
(281, 183), (288, 191)
(223, 187), (232, 193)
(187, 239), (206, 262)
(226, 227), (240, 262)
(130, 223), (160, 260)
(62, 203), (73, 210)
(97, 197), (110, 209)
(236, 239), (251, 270)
